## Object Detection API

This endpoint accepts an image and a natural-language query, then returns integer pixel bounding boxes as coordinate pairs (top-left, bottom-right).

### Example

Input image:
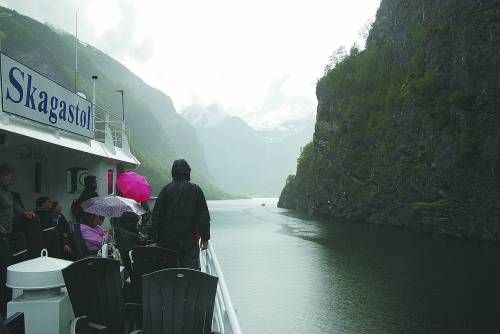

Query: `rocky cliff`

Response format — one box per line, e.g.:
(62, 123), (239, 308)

(279, 0), (500, 240)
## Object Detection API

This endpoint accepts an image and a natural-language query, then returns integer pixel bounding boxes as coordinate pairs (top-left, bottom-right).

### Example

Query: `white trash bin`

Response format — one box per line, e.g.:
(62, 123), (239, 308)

(6, 250), (74, 334)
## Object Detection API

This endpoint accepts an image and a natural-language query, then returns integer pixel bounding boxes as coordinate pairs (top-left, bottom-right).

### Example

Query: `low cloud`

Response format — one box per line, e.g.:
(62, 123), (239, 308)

(0, 0), (380, 130)
(96, 0), (135, 58)
(243, 75), (316, 128)
(92, 0), (155, 63)
(1, 0), (79, 33)
(129, 37), (155, 63)
(0, 0), (155, 64)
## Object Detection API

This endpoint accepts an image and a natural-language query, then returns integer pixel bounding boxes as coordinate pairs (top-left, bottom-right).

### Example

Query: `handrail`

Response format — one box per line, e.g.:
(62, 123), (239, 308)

(93, 104), (123, 122)
(93, 128), (128, 133)
(92, 103), (130, 148)
(201, 243), (243, 334)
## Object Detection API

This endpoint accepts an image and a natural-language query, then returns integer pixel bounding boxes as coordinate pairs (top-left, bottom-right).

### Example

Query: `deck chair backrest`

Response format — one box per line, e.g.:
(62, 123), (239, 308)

(3, 312), (24, 334)
(62, 257), (125, 334)
(69, 316), (90, 334)
(3, 233), (28, 264)
(0, 234), (29, 318)
(142, 268), (218, 334)
(129, 246), (178, 302)
(13, 216), (43, 259)
(0, 238), (11, 318)
(42, 226), (61, 258)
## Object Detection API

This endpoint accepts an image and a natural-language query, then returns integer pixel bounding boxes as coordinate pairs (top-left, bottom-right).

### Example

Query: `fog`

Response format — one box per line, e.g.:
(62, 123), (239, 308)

(0, 0), (381, 128)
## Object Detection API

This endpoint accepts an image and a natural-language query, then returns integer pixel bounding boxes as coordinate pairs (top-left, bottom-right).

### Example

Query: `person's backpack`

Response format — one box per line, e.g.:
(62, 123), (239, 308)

(70, 198), (84, 221)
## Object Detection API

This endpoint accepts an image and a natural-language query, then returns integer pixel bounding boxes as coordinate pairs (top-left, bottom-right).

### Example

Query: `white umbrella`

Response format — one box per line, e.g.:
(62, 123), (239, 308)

(81, 195), (146, 218)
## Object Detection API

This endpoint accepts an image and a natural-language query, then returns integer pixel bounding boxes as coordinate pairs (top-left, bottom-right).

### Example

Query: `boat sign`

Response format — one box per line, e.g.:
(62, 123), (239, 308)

(0, 52), (94, 138)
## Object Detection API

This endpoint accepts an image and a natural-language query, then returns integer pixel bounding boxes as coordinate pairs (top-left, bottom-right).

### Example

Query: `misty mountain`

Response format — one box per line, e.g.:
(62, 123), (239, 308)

(182, 105), (314, 196)
(0, 7), (230, 198)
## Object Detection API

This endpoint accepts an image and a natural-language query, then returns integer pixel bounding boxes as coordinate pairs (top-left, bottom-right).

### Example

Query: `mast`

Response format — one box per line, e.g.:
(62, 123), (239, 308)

(74, 12), (78, 92)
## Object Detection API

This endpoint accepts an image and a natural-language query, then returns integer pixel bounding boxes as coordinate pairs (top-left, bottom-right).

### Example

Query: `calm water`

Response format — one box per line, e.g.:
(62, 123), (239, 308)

(207, 198), (500, 334)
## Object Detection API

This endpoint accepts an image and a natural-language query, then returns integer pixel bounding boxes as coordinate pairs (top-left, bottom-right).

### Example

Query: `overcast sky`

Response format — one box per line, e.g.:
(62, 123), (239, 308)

(0, 0), (381, 129)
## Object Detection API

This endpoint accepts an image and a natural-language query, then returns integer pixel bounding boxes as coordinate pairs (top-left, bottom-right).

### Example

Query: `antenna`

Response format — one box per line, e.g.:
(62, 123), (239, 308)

(116, 89), (125, 121)
(74, 12), (78, 92)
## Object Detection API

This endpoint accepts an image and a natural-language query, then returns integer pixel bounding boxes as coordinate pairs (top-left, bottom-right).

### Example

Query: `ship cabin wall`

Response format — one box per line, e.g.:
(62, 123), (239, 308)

(0, 130), (120, 222)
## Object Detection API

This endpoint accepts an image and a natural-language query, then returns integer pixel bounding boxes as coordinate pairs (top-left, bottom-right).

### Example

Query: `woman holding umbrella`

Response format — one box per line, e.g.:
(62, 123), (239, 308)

(113, 172), (153, 278)
(79, 173), (150, 258)
(114, 171), (153, 244)
(80, 213), (112, 253)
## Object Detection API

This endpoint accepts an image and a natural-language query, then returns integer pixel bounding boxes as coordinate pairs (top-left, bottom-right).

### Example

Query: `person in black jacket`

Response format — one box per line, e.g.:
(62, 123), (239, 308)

(72, 175), (99, 222)
(34, 196), (61, 258)
(0, 164), (35, 233)
(51, 201), (74, 259)
(151, 159), (210, 270)
(111, 210), (144, 300)
(34, 197), (54, 230)
(79, 175), (98, 203)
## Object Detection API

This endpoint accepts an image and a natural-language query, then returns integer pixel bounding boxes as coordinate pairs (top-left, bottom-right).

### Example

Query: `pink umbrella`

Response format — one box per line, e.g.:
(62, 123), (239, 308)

(116, 171), (152, 202)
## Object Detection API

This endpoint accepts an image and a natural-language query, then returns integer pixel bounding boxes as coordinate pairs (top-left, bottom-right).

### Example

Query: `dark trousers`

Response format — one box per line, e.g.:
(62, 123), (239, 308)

(160, 239), (200, 270)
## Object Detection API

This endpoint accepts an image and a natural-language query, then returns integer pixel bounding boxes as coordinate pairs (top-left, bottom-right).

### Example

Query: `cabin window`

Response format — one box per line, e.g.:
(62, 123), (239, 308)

(34, 162), (42, 193)
(66, 168), (88, 193)
(107, 169), (114, 195)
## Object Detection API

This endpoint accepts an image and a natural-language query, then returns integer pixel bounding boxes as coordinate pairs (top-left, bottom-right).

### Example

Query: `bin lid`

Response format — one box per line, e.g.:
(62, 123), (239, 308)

(6, 249), (73, 289)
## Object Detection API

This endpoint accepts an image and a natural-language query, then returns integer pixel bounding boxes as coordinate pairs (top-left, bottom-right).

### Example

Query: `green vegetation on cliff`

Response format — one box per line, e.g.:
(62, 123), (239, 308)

(279, 0), (500, 240)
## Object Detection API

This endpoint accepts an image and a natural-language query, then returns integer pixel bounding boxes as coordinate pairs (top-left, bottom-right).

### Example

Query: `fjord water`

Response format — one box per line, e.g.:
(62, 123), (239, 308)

(208, 199), (500, 334)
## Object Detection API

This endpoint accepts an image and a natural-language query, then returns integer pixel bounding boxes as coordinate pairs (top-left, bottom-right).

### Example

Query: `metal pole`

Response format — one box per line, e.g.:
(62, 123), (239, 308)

(115, 89), (125, 147)
(0, 28), (8, 51)
(121, 93), (125, 122)
(116, 89), (125, 122)
(0, 14), (12, 115)
(92, 75), (98, 135)
(74, 12), (78, 92)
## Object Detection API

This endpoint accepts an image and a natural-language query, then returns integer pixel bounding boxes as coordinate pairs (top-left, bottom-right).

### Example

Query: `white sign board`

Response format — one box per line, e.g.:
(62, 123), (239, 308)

(0, 53), (94, 138)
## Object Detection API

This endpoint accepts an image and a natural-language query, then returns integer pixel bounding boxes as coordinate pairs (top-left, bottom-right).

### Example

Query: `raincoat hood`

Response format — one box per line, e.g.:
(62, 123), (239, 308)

(171, 159), (191, 181)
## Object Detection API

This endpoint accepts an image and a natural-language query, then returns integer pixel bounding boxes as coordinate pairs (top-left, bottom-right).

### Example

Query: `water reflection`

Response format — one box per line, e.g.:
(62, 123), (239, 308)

(209, 199), (500, 333)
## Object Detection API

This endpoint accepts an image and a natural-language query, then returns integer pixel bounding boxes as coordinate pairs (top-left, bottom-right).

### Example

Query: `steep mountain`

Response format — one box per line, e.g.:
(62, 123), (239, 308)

(183, 104), (314, 196)
(0, 7), (230, 199)
(279, 0), (500, 240)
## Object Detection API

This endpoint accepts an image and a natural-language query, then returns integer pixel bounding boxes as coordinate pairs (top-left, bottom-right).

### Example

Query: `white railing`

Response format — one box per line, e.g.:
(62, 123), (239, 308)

(93, 104), (129, 148)
(201, 244), (243, 334)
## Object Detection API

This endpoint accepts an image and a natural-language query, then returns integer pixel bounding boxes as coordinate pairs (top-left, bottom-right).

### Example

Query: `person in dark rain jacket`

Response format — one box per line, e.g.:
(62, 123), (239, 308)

(51, 201), (74, 259)
(151, 159), (210, 270)
(72, 175), (99, 222)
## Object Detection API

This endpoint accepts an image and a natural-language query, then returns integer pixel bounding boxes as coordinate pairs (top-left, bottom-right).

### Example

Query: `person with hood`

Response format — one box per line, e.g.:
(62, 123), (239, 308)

(151, 159), (210, 270)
